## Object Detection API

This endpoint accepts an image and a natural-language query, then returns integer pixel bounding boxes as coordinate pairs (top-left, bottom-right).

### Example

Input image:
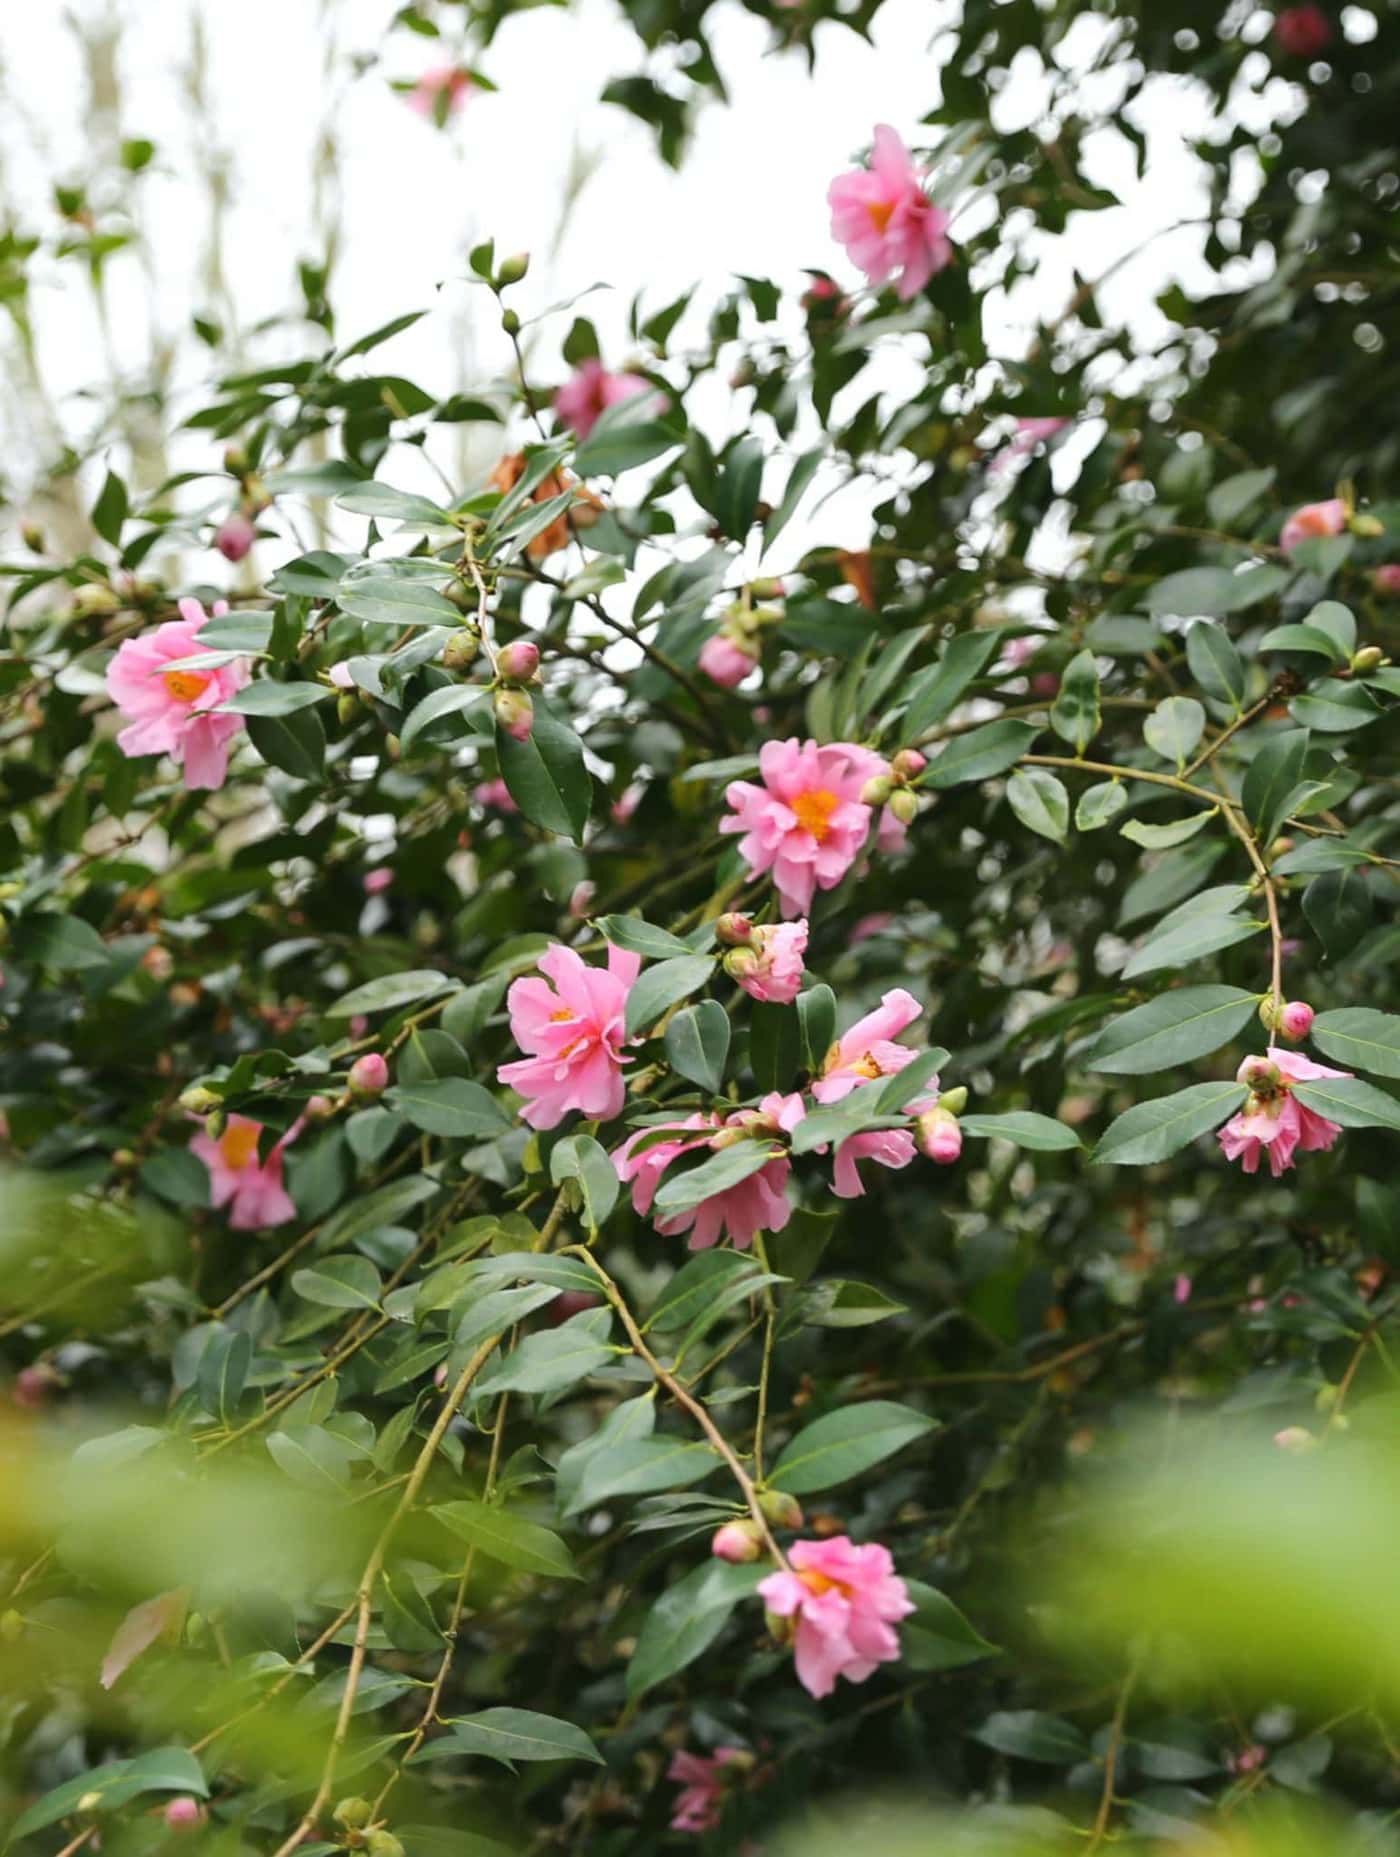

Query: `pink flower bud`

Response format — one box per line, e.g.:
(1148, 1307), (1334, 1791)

(215, 512), (256, 562)
(699, 632), (758, 689)
(711, 1521), (762, 1563)
(362, 868), (393, 896)
(497, 639), (540, 683)
(1274, 5), (1331, 58)
(163, 1798), (205, 1831)
(757, 1487), (804, 1530)
(304, 1095), (336, 1120)
(1173, 1274), (1192, 1305)
(493, 687), (534, 742)
(1274, 1425), (1315, 1454)
(1279, 1000), (1315, 1042)
(891, 748), (927, 781)
(327, 662), (354, 691)
(917, 1107), (962, 1165)
(714, 913), (753, 946)
(1372, 565), (1400, 597)
(568, 881), (595, 920)
(860, 774), (895, 808)
(1236, 1055), (1282, 1093)
(12, 1365), (56, 1410)
(347, 1053), (389, 1098)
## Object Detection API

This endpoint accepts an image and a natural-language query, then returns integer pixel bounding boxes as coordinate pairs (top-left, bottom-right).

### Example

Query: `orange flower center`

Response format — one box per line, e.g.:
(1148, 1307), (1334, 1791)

(866, 198), (896, 234)
(790, 788), (839, 842)
(852, 1052), (883, 1080)
(798, 1568), (850, 1599)
(549, 1008), (575, 1022)
(219, 1123), (261, 1171)
(163, 668), (211, 703)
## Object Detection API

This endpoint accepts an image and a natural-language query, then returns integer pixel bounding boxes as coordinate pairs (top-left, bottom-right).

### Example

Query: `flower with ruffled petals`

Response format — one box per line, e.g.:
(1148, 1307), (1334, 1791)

(758, 1535), (914, 1699)
(498, 943), (641, 1129)
(555, 359), (652, 441)
(667, 1748), (749, 1836)
(613, 1093), (804, 1250)
(190, 1115), (299, 1229)
(106, 599), (250, 791)
(1280, 498), (1346, 557)
(828, 125), (953, 301)
(726, 921), (808, 1005)
(813, 988), (925, 1103)
(1217, 1046), (1351, 1177)
(721, 739), (888, 917)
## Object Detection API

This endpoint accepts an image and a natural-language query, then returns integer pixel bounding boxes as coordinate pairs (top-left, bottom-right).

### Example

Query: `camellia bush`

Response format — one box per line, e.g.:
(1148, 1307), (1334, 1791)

(2, 0), (1400, 1852)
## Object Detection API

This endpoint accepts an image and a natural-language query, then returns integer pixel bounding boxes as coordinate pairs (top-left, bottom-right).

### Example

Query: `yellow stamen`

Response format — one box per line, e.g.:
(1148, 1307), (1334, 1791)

(549, 1008), (574, 1022)
(798, 1568), (849, 1599)
(219, 1123), (260, 1171)
(791, 788), (839, 843)
(866, 199), (895, 234)
(852, 1052), (883, 1080)
(162, 668), (211, 703)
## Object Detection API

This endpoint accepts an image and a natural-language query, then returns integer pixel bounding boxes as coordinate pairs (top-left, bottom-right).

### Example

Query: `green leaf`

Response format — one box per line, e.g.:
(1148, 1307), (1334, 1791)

(626, 1559), (765, 1700)
(1207, 467), (1274, 527)
(1290, 680), (1379, 733)
(749, 1000), (800, 1093)
(328, 970), (455, 1017)
(1146, 567), (1239, 620)
(1122, 913), (1264, 981)
(801, 1279), (908, 1327)
(220, 680), (334, 717)
(624, 954), (714, 1037)
(319, 1175), (438, 1250)
(1006, 769), (1069, 843)
(900, 630), (1002, 740)
(1305, 600), (1358, 659)
(1259, 623), (1348, 662)
(1093, 1080), (1247, 1165)
(498, 695), (591, 842)
(795, 985), (836, 1075)
(431, 1499), (580, 1579)
(401, 683), (490, 750)
(714, 433), (765, 542)
(1119, 810), (1216, 850)
(1289, 1076), (1400, 1132)
(573, 1437), (719, 1510)
(10, 1749), (208, 1842)
(1303, 869), (1374, 961)
(596, 915), (697, 961)
(974, 1711), (1088, 1765)
(1143, 697), (1206, 768)
(11, 912), (110, 971)
(1309, 1009), (1400, 1080)
(651, 1139), (780, 1220)
(574, 412), (682, 478)
(336, 481), (450, 525)
(647, 1251), (763, 1333)
(384, 1079), (512, 1139)
(337, 576), (461, 629)
(922, 720), (1039, 790)
(554, 1395), (656, 1517)
(1049, 649), (1100, 753)
(1185, 621), (1246, 710)
(474, 1317), (616, 1398)
(291, 1256), (383, 1311)
(1076, 780), (1128, 831)
(450, 1285), (559, 1357)
(1242, 728), (1311, 846)
(196, 1328), (251, 1423)
(768, 1400), (936, 1495)
(1086, 986), (1261, 1075)
(549, 1134), (619, 1233)
(266, 1424), (356, 1494)
(763, 445), (824, 557)
(664, 1001), (730, 1094)
(958, 1112), (1079, 1150)
(901, 1581), (997, 1672)
(427, 1708), (603, 1769)
(92, 469), (129, 546)
(246, 704), (325, 780)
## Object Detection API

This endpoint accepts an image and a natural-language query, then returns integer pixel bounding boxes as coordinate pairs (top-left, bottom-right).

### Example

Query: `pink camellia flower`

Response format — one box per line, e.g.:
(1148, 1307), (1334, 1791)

(726, 921), (808, 1005)
(832, 1126), (916, 1198)
(1372, 564), (1400, 596)
(700, 631), (760, 689)
(105, 599), (250, 791)
(408, 65), (472, 119)
(1274, 5), (1332, 57)
(613, 1093), (804, 1250)
(1280, 497), (1346, 557)
(498, 943), (641, 1129)
(990, 416), (1070, 476)
(474, 778), (518, 813)
(757, 1535), (914, 1700)
(813, 988), (925, 1104)
(1217, 1047), (1351, 1178)
(721, 739), (888, 917)
(828, 125), (953, 301)
(1279, 999), (1315, 1041)
(215, 512), (256, 561)
(667, 1748), (748, 1836)
(189, 1115), (299, 1229)
(555, 359), (652, 442)
(362, 868), (393, 896)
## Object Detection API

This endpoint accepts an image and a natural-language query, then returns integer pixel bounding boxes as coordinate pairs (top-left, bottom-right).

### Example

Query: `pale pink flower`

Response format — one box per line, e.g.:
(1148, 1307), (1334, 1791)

(105, 599), (250, 791)
(474, 778), (518, 813)
(611, 783), (643, 824)
(827, 125), (953, 301)
(362, 868), (393, 895)
(328, 662), (355, 690)
(408, 65), (472, 119)
(612, 1093), (804, 1250)
(758, 1535), (914, 1699)
(832, 1126), (917, 1198)
(555, 359), (652, 441)
(721, 738), (887, 917)
(1217, 1046), (1351, 1177)
(729, 921), (808, 1005)
(189, 1115), (299, 1229)
(1280, 498), (1346, 556)
(667, 1748), (747, 1836)
(990, 416), (1070, 476)
(498, 943), (641, 1129)
(812, 988), (925, 1103)
(700, 631), (759, 689)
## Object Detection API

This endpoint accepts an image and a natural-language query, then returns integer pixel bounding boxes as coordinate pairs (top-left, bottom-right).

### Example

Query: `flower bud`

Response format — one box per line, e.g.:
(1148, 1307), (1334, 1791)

(891, 748), (927, 781)
(496, 639), (540, 683)
(366, 1834), (405, 1857)
(1372, 565), (1400, 597)
(860, 774), (894, 809)
(764, 1608), (797, 1646)
(224, 445), (251, 476)
(178, 1084), (222, 1115)
(1350, 512), (1384, 538)
(917, 1106), (962, 1165)
(334, 1799), (374, 1831)
(204, 1110), (228, 1141)
(1237, 1055), (1281, 1092)
(714, 912), (753, 946)
(887, 788), (919, 826)
(164, 1798), (204, 1831)
(722, 947), (761, 982)
(568, 881), (595, 920)
(1350, 645), (1383, 674)
(938, 1085), (968, 1115)
(757, 1487), (804, 1530)
(493, 687), (534, 742)
(337, 693), (361, 727)
(442, 627), (480, 672)
(711, 1520), (762, 1563)
(305, 1094), (336, 1120)
(13, 1365), (56, 1409)
(1274, 1425), (1316, 1454)
(496, 251), (530, 287)
(72, 584), (121, 617)
(215, 512), (256, 561)
(1279, 1000), (1314, 1042)
(348, 1053), (389, 1098)
(501, 308), (521, 337)
(0, 1608), (23, 1641)
(20, 522), (44, 553)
